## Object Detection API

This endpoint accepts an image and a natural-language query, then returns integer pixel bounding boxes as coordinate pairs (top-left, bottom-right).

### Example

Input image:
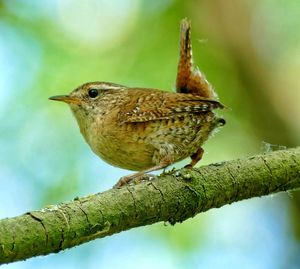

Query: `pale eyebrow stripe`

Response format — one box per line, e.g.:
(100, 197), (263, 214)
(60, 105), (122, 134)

(97, 84), (125, 90)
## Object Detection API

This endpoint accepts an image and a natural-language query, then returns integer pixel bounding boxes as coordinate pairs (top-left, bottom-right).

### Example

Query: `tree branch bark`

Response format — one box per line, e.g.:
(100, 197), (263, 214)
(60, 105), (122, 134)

(0, 147), (299, 264)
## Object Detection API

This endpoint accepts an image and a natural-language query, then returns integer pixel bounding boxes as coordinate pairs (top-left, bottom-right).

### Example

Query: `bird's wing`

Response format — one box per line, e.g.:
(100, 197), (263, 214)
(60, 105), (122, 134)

(118, 90), (223, 123)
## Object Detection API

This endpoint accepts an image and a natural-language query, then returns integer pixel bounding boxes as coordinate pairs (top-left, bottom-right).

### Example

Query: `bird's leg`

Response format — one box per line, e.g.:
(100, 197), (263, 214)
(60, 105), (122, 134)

(184, 147), (204, 168)
(113, 158), (172, 189)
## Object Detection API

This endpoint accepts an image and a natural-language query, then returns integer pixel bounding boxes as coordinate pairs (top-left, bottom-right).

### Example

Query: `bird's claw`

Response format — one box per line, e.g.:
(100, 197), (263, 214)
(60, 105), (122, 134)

(113, 173), (154, 189)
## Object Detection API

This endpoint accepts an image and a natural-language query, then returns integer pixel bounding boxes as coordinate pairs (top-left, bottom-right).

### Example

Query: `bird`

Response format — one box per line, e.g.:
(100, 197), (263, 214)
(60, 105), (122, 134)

(49, 18), (225, 188)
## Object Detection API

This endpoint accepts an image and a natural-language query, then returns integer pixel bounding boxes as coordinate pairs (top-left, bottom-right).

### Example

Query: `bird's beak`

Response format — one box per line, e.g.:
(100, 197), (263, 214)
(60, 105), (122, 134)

(49, 95), (81, 104)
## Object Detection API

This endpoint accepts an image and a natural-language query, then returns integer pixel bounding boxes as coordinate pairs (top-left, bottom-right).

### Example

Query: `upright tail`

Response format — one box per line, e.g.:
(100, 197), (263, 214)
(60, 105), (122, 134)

(176, 18), (217, 99)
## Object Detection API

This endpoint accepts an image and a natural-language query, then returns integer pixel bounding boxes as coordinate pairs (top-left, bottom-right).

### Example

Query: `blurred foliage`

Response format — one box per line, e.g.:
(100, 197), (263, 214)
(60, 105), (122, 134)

(0, 0), (299, 268)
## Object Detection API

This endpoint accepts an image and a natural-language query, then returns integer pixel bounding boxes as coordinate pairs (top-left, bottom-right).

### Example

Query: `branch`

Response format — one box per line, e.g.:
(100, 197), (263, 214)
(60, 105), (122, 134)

(1, 147), (299, 264)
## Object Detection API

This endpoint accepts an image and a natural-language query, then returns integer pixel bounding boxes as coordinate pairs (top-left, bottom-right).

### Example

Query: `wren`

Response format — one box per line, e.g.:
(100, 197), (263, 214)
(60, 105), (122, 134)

(49, 19), (225, 188)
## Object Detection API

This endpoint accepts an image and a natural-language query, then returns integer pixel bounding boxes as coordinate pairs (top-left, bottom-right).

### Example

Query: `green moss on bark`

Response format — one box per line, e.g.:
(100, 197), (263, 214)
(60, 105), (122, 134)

(0, 147), (299, 264)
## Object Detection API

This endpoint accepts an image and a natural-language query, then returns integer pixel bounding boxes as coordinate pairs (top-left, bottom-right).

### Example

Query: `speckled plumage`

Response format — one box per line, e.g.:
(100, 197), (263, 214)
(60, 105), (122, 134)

(69, 85), (223, 171)
(50, 19), (226, 188)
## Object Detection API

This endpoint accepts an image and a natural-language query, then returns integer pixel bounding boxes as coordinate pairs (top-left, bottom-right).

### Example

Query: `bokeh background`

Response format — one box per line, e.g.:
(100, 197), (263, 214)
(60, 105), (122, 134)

(1, 0), (300, 268)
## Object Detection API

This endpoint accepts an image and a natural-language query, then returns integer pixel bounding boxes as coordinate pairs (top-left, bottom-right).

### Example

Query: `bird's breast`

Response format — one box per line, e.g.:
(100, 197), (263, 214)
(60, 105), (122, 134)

(83, 112), (155, 171)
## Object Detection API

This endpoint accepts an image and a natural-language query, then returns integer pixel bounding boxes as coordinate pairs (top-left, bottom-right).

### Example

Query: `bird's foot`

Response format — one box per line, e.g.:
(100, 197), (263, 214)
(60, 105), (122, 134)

(184, 164), (193, 169)
(113, 173), (154, 189)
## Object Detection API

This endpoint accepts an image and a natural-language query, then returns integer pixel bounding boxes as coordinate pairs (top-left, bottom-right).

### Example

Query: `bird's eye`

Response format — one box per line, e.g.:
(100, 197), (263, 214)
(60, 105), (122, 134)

(88, 88), (98, 98)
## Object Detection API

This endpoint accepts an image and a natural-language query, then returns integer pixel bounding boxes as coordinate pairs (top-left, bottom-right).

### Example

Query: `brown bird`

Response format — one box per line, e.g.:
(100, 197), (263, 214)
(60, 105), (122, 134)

(49, 18), (225, 188)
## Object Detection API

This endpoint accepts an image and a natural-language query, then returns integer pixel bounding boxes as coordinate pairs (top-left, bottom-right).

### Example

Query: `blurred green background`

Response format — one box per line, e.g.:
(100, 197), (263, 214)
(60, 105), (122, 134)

(1, 0), (300, 268)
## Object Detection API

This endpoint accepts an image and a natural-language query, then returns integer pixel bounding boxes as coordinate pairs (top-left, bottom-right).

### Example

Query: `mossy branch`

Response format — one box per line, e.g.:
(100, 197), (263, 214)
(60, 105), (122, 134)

(0, 147), (299, 264)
